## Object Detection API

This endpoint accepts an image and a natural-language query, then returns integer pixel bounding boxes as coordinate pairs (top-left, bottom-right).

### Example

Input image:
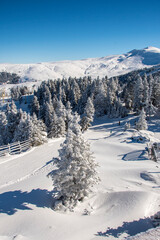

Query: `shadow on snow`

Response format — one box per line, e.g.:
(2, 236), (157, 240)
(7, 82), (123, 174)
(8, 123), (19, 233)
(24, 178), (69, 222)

(0, 188), (54, 215)
(96, 217), (153, 238)
(120, 150), (148, 161)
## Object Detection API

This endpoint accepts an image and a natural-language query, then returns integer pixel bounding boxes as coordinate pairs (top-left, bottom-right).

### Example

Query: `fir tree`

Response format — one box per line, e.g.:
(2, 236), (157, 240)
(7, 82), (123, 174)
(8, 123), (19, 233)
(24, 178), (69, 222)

(0, 112), (8, 145)
(30, 113), (47, 146)
(80, 97), (95, 132)
(48, 113), (100, 210)
(13, 112), (30, 142)
(6, 101), (19, 143)
(136, 108), (148, 130)
(30, 95), (40, 117)
(133, 75), (144, 113)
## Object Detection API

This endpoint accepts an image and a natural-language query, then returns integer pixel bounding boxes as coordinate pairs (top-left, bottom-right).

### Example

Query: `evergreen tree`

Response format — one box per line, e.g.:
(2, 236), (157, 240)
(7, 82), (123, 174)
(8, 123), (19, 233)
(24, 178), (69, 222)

(30, 114), (47, 146)
(6, 101), (19, 143)
(80, 97), (95, 132)
(48, 113), (99, 210)
(136, 108), (148, 130)
(94, 82), (106, 117)
(152, 76), (160, 110)
(0, 112), (8, 145)
(143, 74), (149, 110)
(30, 96), (40, 116)
(13, 112), (30, 142)
(45, 101), (54, 133)
(133, 75), (144, 112)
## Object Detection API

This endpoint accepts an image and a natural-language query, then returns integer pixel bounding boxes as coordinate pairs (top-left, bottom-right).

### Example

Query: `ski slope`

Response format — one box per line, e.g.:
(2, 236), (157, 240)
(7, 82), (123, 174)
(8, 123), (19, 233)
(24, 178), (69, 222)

(0, 116), (160, 240)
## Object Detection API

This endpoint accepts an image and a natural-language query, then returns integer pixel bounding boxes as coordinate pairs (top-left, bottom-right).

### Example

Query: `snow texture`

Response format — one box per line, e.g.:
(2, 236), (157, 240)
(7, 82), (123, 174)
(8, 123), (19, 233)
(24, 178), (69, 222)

(0, 47), (160, 85)
(1, 116), (160, 239)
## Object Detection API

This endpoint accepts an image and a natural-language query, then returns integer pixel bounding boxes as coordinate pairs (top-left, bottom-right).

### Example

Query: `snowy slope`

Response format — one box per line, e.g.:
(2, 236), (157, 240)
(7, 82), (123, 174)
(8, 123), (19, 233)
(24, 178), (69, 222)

(0, 47), (160, 82)
(1, 116), (160, 240)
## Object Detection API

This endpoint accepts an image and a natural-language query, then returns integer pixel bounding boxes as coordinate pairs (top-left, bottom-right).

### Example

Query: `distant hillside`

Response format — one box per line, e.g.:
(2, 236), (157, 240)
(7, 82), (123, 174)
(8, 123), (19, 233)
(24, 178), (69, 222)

(0, 46), (160, 82)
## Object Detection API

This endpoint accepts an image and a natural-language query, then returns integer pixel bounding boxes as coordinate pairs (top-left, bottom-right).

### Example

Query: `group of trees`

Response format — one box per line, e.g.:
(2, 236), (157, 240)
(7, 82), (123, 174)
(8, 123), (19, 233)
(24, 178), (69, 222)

(123, 73), (160, 115)
(1, 72), (159, 147)
(1, 71), (159, 211)
(10, 86), (31, 100)
(0, 101), (47, 146)
(0, 72), (20, 84)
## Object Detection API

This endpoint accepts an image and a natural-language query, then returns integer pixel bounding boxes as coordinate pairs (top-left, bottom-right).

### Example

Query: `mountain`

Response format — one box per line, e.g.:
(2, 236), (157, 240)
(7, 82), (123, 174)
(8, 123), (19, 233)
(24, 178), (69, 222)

(0, 46), (160, 82)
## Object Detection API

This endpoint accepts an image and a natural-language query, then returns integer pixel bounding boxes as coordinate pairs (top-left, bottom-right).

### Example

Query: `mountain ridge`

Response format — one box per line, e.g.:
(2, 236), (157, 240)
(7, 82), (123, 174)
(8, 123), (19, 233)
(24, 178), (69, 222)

(0, 46), (160, 82)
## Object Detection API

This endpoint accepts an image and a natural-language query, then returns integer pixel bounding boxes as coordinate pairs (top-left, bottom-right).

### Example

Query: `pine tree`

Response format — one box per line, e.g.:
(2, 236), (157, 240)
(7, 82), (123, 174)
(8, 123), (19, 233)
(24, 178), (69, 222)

(55, 99), (66, 121)
(30, 113), (47, 146)
(136, 108), (148, 130)
(152, 76), (160, 110)
(0, 112), (8, 145)
(47, 110), (58, 138)
(45, 101), (54, 133)
(133, 75), (144, 113)
(48, 113), (100, 210)
(13, 112), (30, 142)
(94, 82), (106, 117)
(6, 101), (19, 143)
(143, 74), (149, 110)
(80, 97), (95, 132)
(65, 101), (73, 131)
(30, 96), (40, 117)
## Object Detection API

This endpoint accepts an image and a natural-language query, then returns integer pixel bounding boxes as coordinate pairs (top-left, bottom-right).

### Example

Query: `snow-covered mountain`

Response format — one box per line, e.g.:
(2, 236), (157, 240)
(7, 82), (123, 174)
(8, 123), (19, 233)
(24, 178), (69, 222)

(0, 46), (160, 81)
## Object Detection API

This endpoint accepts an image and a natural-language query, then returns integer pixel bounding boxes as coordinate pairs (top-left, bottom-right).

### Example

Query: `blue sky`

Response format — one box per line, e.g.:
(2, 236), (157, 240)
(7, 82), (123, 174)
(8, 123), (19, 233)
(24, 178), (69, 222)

(0, 0), (160, 63)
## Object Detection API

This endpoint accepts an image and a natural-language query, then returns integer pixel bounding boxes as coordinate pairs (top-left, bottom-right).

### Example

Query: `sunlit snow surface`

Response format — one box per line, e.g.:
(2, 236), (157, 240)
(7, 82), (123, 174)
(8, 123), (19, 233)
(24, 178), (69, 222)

(0, 47), (160, 83)
(1, 116), (160, 239)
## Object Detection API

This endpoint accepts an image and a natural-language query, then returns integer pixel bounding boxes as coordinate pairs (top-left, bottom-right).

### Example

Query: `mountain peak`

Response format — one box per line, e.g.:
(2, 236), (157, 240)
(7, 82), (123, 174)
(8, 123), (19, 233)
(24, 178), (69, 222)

(0, 46), (160, 82)
(143, 46), (160, 53)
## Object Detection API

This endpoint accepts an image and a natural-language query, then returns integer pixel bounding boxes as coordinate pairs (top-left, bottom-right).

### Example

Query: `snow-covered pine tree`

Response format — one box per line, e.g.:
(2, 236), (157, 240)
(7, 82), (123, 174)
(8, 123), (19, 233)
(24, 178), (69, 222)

(65, 101), (73, 131)
(47, 109), (58, 138)
(30, 95), (40, 117)
(44, 101), (54, 134)
(0, 112), (8, 145)
(124, 122), (130, 131)
(136, 108), (148, 130)
(30, 113), (47, 146)
(13, 111), (30, 142)
(6, 101), (19, 143)
(48, 112), (100, 210)
(80, 97), (95, 132)
(133, 75), (144, 113)
(143, 74), (149, 110)
(94, 82), (106, 117)
(55, 99), (66, 121)
(152, 76), (160, 111)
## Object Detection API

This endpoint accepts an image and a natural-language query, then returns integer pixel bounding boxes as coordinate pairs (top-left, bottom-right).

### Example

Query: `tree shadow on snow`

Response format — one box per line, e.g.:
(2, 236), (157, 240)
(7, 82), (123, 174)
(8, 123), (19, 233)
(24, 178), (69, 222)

(148, 121), (160, 133)
(0, 189), (55, 215)
(120, 150), (148, 161)
(96, 217), (153, 238)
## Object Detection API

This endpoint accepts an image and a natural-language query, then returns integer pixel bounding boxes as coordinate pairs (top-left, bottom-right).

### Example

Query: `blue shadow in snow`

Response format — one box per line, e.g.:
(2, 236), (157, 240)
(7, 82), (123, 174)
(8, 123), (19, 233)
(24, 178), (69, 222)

(96, 217), (153, 238)
(0, 189), (54, 215)
(120, 150), (148, 161)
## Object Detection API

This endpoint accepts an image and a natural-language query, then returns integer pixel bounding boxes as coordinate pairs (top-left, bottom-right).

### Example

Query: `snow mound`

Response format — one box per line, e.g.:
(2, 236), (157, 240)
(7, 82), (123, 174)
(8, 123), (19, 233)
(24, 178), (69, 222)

(90, 191), (155, 217)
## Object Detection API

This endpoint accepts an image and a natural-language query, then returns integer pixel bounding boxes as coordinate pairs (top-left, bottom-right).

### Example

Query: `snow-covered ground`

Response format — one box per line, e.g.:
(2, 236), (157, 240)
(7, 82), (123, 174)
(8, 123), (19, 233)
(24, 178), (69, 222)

(0, 116), (160, 240)
(1, 46), (160, 84)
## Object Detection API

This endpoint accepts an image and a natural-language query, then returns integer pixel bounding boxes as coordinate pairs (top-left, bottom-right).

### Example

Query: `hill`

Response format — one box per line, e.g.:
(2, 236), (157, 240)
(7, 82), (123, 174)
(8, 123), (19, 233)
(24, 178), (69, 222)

(0, 46), (160, 82)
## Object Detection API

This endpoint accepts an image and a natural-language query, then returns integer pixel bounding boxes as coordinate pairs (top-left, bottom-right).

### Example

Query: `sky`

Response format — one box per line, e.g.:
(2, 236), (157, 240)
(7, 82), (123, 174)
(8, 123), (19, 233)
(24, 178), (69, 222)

(0, 0), (160, 63)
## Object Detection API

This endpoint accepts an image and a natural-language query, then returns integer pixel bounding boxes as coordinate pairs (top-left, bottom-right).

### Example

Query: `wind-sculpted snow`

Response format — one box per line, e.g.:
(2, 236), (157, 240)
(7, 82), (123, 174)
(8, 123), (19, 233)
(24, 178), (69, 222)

(0, 47), (160, 82)
(1, 116), (160, 239)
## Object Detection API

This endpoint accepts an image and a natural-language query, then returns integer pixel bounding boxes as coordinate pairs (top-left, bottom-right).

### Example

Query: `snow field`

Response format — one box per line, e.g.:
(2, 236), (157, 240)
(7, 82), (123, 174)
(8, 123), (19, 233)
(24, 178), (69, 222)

(0, 116), (160, 239)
